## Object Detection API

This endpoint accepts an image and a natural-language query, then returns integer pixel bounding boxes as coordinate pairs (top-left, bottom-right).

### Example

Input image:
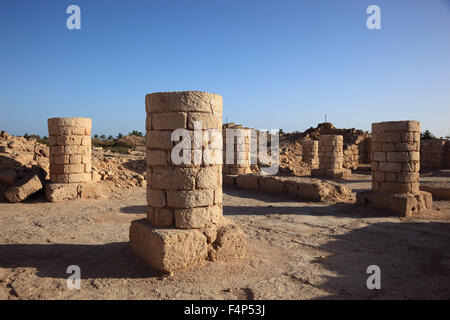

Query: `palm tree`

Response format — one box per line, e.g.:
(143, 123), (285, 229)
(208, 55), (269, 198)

(421, 130), (435, 140)
(129, 130), (143, 137)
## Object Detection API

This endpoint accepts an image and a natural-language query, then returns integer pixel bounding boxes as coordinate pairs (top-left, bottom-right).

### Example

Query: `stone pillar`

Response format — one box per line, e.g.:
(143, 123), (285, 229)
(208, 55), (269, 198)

(301, 140), (319, 169)
(222, 124), (252, 175)
(311, 135), (351, 179)
(48, 118), (92, 183)
(45, 117), (100, 201)
(129, 91), (245, 273)
(356, 120), (432, 216)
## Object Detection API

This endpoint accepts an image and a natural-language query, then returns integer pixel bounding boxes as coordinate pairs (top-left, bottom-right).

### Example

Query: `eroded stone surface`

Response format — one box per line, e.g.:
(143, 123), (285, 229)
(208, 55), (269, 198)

(129, 218), (208, 273)
(45, 182), (103, 202)
(357, 121), (432, 216)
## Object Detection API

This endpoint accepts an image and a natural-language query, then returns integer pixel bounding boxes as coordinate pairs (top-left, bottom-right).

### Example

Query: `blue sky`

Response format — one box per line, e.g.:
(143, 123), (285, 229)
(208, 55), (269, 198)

(1, 0), (449, 137)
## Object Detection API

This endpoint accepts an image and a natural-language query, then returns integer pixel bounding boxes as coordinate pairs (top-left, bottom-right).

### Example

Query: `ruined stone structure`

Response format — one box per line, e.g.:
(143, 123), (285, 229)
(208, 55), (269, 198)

(343, 144), (359, 170)
(311, 135), (351, 179)
(421, 139), (450, 169)
(45, 117), (100, 201)
(222, 124), (252, 175)
(357, 120), (432, 216)
(129, 91), (245, 273)
(48, 118), (92, 183)
(301, 140), (319, 169)
(223, 173), (352, 203)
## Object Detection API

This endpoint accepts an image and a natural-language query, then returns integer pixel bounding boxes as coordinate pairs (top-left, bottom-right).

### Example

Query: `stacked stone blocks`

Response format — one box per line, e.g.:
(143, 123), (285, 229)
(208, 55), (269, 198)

(45, 118), (101, 202)
(311, 135), (351, 179)
(301, 140), (319, 169)
(370, 121), (421, 194)
(222, 124), (252, 175)
(130, 91), (245, 273)
(357, 121), (432, 216)
(144, 92), (223, 228)
(48, 117), (92, 184)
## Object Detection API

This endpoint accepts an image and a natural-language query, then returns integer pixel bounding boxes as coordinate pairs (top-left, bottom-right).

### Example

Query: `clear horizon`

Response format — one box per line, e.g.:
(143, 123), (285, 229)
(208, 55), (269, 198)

(1, 0), (449, 138)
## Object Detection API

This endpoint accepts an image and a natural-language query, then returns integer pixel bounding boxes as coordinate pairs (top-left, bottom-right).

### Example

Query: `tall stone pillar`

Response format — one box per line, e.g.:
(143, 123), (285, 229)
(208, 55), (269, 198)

(45, 117), (100, 201)
(129, 91), (245, 273)
(48, 118), (92, 183)
(301, 140), (319, 169)
(311, 135), (351, 179)
(357, 120), (432, 216)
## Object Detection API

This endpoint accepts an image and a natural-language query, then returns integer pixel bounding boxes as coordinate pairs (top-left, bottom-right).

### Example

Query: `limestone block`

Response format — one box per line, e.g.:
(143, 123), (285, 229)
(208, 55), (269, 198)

(356, 190), (432, 217)
(129, 219), (208, 273)
(146, 131), (173, 149)
(152, 112), (187, 130)
(5, 171), (44, 203)
(174, 205), (222, 229)
(146, 188), (166, 207)
(166, 189), (214, 208)
(147, 206), (174, 227)
(208, 222), (246, 262)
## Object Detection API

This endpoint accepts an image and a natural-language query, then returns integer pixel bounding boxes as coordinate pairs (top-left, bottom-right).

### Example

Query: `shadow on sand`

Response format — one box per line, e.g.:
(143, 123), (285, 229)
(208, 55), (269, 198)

(314, 221), (450, 299)
(0, 242), (158, 279)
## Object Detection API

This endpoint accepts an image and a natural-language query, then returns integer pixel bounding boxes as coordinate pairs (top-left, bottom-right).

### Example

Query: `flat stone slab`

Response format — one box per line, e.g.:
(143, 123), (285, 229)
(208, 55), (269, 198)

(224, 174), (353, 203)
(356, 190), (433, 217)
(45, 182), (103, 202)
(311, 168), (352, 179)
(420, 182), (450, 200)
(129, 218), (246, 273)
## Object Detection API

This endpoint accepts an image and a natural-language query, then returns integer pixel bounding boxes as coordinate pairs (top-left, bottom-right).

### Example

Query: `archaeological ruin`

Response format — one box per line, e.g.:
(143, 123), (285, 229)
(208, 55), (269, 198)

(356, 120), (433, 216)
(222, 123), (253, 175)
(129, 91), (245, 273)
(301, 140), (319, 169)
(45, 117), (100, 201)
(311, 135), (351, 179)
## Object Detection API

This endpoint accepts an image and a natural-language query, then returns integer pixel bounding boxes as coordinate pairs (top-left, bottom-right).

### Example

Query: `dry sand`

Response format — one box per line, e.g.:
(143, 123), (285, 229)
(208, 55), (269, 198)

(0, 174), (450, 300)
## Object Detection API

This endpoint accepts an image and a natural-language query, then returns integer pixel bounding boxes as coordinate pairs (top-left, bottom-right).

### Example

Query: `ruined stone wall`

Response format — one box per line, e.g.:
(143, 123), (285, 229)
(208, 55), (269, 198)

(223, 174), (352, 203)
(145, 91), (223, 228)
(420, 139), (450, 169)
(358, 137), (371, 163)
(48, 118), (92, 184)
(371, 121), (420, 193)
(343, 144), (359, 170)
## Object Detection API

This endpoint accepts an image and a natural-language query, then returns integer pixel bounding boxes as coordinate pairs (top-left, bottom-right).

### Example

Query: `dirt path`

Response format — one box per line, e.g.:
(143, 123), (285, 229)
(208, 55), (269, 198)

(1, 178), (450, 299)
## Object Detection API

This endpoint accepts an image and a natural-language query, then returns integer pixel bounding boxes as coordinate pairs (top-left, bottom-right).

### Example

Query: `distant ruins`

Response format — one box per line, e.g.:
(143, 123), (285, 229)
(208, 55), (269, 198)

(301, 140), (319, 169)
(311, 135), (351, 179)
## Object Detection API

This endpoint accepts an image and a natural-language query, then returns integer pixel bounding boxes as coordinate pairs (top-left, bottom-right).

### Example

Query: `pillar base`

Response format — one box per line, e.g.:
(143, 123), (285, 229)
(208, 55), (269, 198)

(311, 168), (351, 179)
(45, 182), (102, 202)
(129, 218), (246, 273)
(356, 190), (433, 217)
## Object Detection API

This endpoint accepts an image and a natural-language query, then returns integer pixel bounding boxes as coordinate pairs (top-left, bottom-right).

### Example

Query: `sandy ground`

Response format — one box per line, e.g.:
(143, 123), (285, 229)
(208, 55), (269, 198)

(1, 174), (450, 300)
